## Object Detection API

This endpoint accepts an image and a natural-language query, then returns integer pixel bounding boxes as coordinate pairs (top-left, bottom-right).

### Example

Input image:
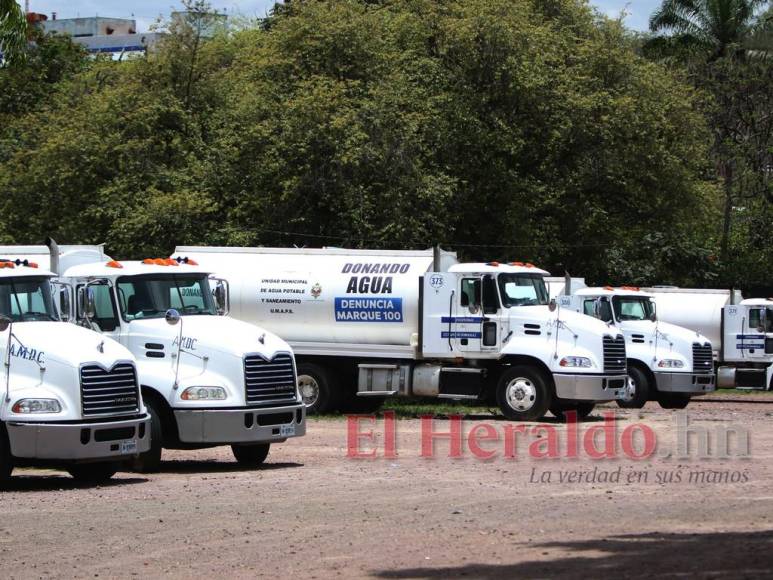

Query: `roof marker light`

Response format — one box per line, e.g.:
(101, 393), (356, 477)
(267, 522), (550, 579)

(511, 261), (524, 267)
(604, 285), (614, 291)
(106, 260), (123, 269)
(525, 262), (535, 268)
(487, 261), (500, 267)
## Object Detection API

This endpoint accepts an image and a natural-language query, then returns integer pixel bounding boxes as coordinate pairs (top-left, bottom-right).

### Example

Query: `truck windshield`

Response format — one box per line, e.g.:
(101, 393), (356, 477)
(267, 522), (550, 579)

(0, 276), (58, 322)
(612, 296), (655, 322)
(497, 274), (549, 307)
(116, 274), (216, 321)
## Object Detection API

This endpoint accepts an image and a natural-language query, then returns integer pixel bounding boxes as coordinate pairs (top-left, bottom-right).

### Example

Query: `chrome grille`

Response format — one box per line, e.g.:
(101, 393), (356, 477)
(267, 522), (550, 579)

(603, 335), (627, 374)
(80, 363), (140, 416)
(244, 353), (297, 407)
(692, 342), (713, 374)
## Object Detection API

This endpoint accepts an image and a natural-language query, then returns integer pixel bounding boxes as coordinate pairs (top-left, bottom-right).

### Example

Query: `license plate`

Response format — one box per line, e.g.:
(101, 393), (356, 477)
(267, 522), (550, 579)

(280, 424), (295, 437)
(120, 439), (138, 454)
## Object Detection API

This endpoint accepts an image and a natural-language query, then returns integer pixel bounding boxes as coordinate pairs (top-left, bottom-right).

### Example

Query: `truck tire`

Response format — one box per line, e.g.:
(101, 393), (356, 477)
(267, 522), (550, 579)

(131, 398), (163, 473)
(67, 462), (118, 483)
(0, 424), (13, 485)
(550, 402), (595, 421)
(231, 443), (270, 466)
(496, 366), (552, 421)
(617, 366), (649, 409)
(297, 363), (338, 415)
(658, 393), (691, 409)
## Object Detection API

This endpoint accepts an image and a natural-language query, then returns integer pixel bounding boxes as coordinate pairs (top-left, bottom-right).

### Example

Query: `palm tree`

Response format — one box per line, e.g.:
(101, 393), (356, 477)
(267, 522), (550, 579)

(0, 0), (27, 63)
(648, 0), (769, 60)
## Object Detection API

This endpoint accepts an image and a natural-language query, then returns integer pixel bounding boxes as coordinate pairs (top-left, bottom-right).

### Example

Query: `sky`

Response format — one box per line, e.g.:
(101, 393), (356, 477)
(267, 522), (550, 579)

(21, 1), (659, 33)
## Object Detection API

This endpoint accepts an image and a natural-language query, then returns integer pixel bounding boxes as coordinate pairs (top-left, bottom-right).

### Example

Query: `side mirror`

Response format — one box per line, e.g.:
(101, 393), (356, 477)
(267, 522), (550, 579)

(165, 308), (181, 326)
(78, 287), (96, 320)
(548, 299), (557, 313)
(214, 282), (227, 316)
(59, 288), (71, 322)
(0, 315), (11, 333)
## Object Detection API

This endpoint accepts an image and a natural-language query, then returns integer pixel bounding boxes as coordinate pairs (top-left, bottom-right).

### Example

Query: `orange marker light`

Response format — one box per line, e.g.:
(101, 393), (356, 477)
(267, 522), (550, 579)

(487, 261), (500, 267)
(106, 260), (123, 269)
(511, 261), (524, 267)
(27, 262), (38, 268)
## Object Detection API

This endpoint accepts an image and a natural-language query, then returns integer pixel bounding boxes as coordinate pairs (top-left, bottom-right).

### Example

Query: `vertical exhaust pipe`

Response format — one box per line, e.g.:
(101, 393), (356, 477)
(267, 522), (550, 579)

(45, 237), (59, 275)
(564, 271), (572, 296)
(433, 245), (441, 272)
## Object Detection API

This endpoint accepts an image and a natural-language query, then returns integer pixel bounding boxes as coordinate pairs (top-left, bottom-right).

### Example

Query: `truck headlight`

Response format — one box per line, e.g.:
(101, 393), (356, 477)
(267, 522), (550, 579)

(12, 399), (62, 414)
(181, 387), (227, 401)
(559, 356), (592, 368)
(658, 359), (685, 368)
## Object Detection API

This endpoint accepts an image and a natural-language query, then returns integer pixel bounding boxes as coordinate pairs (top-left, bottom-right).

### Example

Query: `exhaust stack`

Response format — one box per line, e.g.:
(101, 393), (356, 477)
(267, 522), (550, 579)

(45, 237), (59, 275)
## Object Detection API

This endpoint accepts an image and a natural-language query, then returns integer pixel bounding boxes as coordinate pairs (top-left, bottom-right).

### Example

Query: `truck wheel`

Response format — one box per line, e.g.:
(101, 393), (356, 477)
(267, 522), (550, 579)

(550, 402), (595, 421)
(496, 366), (551, 421)
(67, 462), (118, 483)
(232, 443), (270, 466)
(658, 393), (691, 409)
(0, 424), (13, 485)
(297, 363), (338, 415)
(617, 366), (649, 409)
(131, 398), (163, 473)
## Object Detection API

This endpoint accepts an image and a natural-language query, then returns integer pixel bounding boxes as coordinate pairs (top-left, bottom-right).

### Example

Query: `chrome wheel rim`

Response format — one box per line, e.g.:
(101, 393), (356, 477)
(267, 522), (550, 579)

(505, 377), (537, 412)
(298, 374), (320, 407)
(621, 376), (636, 403)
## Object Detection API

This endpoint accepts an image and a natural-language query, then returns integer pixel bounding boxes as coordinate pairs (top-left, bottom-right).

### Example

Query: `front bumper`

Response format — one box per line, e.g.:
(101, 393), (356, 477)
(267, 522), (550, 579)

(174, 403), (306, 444)
(554, 373), (627, 401)
(6, 414), (150, 461)
(655, 372), (716, 394)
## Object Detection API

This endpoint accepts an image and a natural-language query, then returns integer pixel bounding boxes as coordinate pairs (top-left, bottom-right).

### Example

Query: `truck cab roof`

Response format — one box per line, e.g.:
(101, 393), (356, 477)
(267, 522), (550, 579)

(0, 259), (55, 278)
(449, 262), (550, 276)
(741, 298), (773, 306)
(575, 287), (652, 298)
(63, 259), (212, 279)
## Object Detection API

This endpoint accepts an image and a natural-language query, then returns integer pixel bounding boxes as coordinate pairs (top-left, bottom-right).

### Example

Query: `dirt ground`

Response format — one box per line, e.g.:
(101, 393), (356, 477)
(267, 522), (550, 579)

(2, 397), (773, 579)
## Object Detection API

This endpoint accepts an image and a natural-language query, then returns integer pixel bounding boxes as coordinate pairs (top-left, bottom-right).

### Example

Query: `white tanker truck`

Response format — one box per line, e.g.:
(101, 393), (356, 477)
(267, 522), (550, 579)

(171, 247), (628, 421)
(546, 278), (715, 409)
(640, 287), (772, 391)
(3, 242), (306, 472)
(0, 254), (149, 484)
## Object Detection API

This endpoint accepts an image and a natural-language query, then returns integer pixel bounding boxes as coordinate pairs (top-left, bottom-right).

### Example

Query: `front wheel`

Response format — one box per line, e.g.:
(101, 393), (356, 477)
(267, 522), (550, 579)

(658, 393), (691, 409)
(232, 443), (270, 466)
(131, 398), (163, 473)
(297, 363), (338, 415)
(68, 462), (118, 483)
(0, 425), (13, 485)
(616, 366), (650, 409)
(496, 366), (552, 421)
(550, 402), (595, 421)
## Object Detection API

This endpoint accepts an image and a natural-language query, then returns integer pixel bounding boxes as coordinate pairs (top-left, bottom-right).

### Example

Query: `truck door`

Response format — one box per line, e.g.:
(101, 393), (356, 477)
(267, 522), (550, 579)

(76, 279), (122, 344)
(455, 275), (501, 354)
(421, 272), (459, 357)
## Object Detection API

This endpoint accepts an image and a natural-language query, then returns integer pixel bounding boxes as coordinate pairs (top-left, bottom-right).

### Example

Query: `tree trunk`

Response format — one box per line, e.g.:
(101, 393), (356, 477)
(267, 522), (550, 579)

(719, 161), (733, 263)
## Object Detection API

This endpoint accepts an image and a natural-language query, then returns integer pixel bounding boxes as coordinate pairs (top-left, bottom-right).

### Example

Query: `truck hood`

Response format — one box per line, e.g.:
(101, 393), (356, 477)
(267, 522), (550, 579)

(3, 321), (135, 370)
(510, 305), (623, 338)
(127, 315), (292, 360)
(621, 319), (710, 347)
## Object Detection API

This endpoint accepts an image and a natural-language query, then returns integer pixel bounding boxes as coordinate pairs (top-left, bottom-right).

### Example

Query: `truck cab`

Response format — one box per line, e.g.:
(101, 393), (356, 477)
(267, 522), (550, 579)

(721, 298), (773, 390)
(559, 286), (715, 408)
(0, 257), (150, 484)
(44, 244), (306, 471)
(422, 263), (628, 418)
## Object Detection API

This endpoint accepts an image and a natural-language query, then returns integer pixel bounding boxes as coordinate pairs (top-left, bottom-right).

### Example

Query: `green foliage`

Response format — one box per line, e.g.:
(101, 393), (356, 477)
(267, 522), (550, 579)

(0, 0), (756, 290)
(0, 0), (27, 64)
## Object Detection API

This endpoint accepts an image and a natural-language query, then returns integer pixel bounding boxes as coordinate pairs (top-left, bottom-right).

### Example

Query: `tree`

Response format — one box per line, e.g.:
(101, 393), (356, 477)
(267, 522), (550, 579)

(0, 0), (26, 63)
(647, 0), (769, 60)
